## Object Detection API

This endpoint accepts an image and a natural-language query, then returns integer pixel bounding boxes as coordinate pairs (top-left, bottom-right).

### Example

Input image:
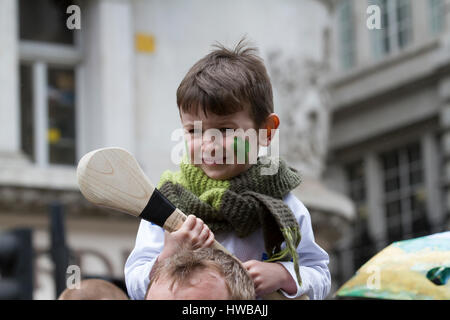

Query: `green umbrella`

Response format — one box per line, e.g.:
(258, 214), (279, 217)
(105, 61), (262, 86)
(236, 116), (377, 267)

(335, 232), (450, 300)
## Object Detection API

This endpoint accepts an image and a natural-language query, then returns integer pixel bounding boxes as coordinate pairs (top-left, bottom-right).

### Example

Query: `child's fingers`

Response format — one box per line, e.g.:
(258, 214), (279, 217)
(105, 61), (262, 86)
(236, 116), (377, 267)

(181, 214), (197, 231)
(242, 260), (258, 271)
(203, 229), (215, 248)
(198, 225), (210, 243)
(191, 217), (204, 235)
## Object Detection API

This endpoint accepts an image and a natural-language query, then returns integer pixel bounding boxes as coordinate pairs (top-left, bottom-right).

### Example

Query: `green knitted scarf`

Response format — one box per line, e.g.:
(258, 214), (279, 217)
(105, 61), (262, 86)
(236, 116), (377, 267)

(157, 156), (303, 285)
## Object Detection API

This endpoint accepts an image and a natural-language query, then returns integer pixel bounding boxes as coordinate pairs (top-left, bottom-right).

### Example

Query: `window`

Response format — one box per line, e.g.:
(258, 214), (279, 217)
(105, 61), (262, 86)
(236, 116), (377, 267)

(20, 64), (35, 162)
(381, 143), (430, 243)
(429, 0), (446, 35)
(19, 0), (75, 45)
(346, 160), (374, 269)
(48, 68), (76, 165)
(337, 0), (356, 70)
(19, 0), (81, 167)
(370, 0), (413, 59)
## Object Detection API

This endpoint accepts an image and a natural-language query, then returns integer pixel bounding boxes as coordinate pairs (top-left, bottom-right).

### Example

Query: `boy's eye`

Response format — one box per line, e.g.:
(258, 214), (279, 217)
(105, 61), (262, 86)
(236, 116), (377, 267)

(187, 128), (233, 135)
(220, 128), (234, 134)
(187, 129), (201, 135)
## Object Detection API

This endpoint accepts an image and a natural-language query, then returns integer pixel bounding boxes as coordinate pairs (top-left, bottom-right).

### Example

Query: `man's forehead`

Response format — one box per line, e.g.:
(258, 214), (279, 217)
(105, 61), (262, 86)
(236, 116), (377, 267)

(149, 269), (229, 299)
(174, 271), (229, 299)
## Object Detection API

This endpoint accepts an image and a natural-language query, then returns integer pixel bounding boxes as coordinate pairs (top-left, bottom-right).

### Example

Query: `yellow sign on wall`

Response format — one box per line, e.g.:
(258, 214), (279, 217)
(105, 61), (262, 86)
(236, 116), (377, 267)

(135, 33), (156, 53)
(48, 128), (61, 144)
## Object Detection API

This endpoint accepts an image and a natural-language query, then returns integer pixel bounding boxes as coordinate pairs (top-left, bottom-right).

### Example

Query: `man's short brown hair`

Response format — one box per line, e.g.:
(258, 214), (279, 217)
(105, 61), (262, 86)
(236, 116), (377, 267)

(177, 38), (274, 127)
(147, 247), (255, 300)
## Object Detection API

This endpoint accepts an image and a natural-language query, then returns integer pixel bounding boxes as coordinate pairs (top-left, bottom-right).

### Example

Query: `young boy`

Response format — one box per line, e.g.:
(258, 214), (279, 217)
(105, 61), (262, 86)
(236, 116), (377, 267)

(125, 39), (331, 300)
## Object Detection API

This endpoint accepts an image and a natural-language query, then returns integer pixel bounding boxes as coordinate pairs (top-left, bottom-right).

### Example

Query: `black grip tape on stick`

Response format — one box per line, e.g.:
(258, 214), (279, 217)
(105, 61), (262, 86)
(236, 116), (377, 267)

(139, 188), (176, 227)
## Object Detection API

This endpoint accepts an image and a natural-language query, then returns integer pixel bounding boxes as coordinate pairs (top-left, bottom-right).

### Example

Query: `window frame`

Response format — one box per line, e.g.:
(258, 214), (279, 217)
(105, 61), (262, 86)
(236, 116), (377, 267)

(429, 0), (446, 35)
(19, 36), (82, 168)
(380, 143), (429, 242)
(370, 0), (413, 59)
(345, 160), (376, 270)
(337, 0), (356, 70)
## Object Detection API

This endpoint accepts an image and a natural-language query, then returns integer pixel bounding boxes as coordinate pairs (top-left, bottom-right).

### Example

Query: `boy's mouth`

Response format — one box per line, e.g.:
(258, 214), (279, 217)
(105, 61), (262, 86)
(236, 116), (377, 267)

(202, 157), (226, 165)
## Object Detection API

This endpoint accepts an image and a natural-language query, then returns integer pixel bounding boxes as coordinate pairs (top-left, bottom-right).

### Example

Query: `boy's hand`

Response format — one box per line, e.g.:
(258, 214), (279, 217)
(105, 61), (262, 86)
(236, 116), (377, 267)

(158, 215), (215, 262)
(243, 260), (297, 297)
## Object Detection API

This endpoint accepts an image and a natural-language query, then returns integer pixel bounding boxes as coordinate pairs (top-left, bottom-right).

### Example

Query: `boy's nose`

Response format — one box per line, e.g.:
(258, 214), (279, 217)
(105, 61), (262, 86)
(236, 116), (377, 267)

(201, 135), (222, 156)
(201, 139), (217, 155)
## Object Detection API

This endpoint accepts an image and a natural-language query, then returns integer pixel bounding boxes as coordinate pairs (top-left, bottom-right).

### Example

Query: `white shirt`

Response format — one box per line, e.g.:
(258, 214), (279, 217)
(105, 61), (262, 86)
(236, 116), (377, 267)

(124, 192), (331, 300)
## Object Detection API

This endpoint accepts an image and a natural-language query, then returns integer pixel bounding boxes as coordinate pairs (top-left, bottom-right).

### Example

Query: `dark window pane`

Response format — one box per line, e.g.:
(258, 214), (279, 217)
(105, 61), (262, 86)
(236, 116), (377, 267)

(20, 64), (34, 162)
(410, 195), (418, 212)
(409, 169), (423, 186)
(410, 193), (427, 217)
(19, 0), (80, 45)
(385, 176), (400, 193)
(412, 214), (430, 236)
(407, 143), (421, 163)
(398, 30), (410, 48)
(381, 0), (389, 21)
(386, 200), (402, 218)
(383, 35), (391, 53)
(430, 0), (445, 34)
(396, 1), (410, 21)
(346, 159), (373, 272)
(348, 162), (363, 180)
(353, 228), (376, 269)
(387, 220), (402, 243)
(383, 142), (428, 242)
(353, 186), (366, 202)
(382, 152), (399, 170)
(346, 161), (366, 202)
(48, 67), (76, 165)
(396, 0), (411, 48)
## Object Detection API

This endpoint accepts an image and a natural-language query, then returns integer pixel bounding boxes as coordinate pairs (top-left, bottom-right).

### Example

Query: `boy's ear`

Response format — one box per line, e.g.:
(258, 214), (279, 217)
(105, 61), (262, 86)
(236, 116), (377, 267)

(259, 113), (280, 147)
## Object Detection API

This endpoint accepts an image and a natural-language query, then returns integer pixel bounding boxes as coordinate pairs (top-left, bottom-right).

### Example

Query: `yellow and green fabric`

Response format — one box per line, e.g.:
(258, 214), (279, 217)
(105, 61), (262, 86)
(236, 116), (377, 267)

(336, 232), (450, 300)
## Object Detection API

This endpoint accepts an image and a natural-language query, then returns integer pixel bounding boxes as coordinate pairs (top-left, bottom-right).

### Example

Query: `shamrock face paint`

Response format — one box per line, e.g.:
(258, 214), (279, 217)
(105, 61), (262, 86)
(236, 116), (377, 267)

(234, 136), (250, 164)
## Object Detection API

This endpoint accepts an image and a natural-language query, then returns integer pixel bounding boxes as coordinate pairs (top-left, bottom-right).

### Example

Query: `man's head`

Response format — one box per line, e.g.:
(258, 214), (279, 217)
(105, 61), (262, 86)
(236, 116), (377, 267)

(177, 39), (280, 180)
(58, 279), (129, 300)
(145, 248), (255, 300)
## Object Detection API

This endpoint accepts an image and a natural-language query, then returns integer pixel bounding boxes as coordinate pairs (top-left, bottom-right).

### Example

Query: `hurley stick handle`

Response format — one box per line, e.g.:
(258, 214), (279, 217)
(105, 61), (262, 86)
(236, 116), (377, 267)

(162, 208), (234, 256)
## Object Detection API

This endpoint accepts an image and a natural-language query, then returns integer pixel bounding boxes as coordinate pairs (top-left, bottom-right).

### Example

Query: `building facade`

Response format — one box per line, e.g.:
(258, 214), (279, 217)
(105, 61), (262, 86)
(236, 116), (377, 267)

(324, 0), (450, 286)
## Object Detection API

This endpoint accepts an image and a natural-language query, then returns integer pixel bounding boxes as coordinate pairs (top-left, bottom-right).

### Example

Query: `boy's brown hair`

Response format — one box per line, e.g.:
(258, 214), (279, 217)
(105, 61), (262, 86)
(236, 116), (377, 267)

(176, 38), (274, 127)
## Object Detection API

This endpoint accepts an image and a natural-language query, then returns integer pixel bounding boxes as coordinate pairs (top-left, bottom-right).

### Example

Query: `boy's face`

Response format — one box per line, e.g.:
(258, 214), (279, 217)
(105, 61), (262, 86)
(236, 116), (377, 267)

(180, 108), (258, 180)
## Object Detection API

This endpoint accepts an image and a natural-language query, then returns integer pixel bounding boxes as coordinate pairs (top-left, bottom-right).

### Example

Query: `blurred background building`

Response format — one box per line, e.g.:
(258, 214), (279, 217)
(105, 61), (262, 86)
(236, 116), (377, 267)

(324, 0), (450, 287)
(0, 0), (448, 300)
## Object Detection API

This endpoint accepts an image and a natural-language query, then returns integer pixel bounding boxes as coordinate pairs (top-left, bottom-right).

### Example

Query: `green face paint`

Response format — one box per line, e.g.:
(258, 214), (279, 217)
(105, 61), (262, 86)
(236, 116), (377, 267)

(234, 136), (250, 163)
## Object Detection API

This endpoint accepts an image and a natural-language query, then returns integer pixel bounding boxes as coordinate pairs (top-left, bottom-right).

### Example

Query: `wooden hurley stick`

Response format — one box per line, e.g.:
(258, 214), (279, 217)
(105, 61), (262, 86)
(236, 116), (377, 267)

(77, 147), (308, 300)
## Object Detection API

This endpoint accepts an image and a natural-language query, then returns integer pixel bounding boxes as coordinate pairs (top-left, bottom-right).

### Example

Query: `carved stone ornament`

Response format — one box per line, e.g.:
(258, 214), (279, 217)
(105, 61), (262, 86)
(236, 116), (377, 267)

(267, 51), (330, 178)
